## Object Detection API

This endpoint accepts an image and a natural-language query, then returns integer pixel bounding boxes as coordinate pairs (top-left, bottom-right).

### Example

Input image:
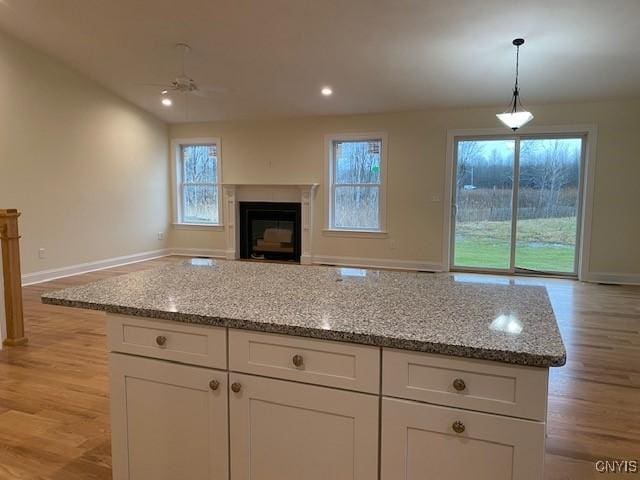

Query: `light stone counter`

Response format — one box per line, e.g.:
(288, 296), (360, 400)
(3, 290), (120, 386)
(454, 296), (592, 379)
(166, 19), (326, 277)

(42, 259), (566, 367)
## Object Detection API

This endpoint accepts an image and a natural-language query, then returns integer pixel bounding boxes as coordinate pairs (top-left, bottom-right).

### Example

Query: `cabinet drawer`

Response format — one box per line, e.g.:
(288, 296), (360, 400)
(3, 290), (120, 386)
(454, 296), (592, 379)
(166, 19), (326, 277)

(381, 397), (545, 480)
(382, 349), (548, 421)
(229, 330), (380, 393)
(107, 314), (227, 369)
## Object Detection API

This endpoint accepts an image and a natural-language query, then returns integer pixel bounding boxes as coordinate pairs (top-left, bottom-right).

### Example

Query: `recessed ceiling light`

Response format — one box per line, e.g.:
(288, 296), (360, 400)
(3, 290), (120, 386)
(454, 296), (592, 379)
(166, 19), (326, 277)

(321, 86), (333, 96)
(161, 97), (173, 106)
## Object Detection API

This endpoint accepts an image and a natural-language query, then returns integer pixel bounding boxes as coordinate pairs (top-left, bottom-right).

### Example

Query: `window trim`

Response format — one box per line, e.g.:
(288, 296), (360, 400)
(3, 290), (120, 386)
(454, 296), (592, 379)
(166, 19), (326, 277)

(171, 137), (223, 229)
(324, 132), (388, 235)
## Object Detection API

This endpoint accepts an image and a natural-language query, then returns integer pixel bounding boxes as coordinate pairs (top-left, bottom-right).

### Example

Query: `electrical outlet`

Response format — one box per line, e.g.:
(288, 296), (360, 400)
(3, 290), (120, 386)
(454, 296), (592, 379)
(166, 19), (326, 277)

(38, 248), (45, 259)
(389, 239), (397, 250)
(157, 232), (164, 241)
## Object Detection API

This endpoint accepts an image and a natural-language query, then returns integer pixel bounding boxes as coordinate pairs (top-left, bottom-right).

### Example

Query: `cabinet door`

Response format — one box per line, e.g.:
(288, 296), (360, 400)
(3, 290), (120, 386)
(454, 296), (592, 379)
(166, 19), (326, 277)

(381, 398), (545, 480)
(109, 353), (228, 480)
(229, 373), (379, 480)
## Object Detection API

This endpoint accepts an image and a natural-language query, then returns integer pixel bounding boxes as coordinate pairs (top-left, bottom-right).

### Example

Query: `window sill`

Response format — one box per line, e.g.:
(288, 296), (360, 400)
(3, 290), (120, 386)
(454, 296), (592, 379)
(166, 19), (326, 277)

(173, 223), (225, 231)
(322, 229), (388, 239)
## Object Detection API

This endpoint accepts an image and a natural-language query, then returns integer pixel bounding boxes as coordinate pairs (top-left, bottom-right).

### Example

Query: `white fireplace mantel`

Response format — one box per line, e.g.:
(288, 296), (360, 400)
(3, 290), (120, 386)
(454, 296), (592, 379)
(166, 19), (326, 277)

(222, 183), (319, 264)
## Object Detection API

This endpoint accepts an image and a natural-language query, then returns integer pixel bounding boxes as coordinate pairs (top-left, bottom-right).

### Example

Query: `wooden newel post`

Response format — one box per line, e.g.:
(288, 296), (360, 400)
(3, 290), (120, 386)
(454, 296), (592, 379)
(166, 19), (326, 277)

(0, 209), (28, 346)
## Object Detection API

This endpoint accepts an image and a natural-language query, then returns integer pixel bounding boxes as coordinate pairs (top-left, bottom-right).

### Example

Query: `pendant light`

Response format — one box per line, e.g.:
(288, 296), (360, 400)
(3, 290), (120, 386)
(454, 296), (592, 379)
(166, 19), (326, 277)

(496, 38), (534, 131)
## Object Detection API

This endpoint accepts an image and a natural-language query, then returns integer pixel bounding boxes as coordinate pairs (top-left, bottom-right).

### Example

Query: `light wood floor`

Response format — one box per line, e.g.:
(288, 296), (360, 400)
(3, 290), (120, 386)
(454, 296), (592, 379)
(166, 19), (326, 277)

(0, 256), (638, 479)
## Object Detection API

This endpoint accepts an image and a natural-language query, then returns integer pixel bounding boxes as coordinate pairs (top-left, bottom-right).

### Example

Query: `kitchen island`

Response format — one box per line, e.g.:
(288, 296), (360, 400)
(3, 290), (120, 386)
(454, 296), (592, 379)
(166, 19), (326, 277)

(42, 258), (566, 480)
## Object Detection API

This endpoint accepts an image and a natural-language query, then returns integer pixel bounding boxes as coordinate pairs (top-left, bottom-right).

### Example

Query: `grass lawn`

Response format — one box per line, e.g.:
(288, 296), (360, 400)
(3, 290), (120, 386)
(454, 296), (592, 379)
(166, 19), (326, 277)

(454, 217), (577, 272)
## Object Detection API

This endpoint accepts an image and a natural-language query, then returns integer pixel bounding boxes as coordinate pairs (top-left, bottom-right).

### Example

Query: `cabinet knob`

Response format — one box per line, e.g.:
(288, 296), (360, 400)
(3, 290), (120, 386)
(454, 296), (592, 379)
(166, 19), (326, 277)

(452, 378), (466, 391)
(292, 354), (304, 368)
(452, 420), (466, 434)
(209, 380), (220, 391)
(155, 335), (167, 347)
(231, 382), (242, 393)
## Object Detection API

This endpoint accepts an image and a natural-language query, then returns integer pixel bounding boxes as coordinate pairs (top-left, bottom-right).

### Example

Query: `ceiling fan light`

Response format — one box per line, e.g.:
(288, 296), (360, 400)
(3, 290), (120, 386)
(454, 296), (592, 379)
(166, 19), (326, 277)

(496, 110), (533, 130)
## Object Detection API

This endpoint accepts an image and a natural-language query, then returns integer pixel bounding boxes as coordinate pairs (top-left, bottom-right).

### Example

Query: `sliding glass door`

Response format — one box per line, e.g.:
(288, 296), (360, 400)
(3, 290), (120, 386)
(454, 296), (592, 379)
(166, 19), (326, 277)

(515, 138), (583, 273)
(453, 139), (516, 271)
(451, 135), (585, 276)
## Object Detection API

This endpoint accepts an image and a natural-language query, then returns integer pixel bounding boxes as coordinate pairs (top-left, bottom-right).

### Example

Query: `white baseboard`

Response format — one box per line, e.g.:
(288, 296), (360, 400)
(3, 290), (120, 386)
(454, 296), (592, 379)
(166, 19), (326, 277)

(584, 272), (640, 285)
(22, 246), (638, 286)
(21, 247), (230, 286)
(170, 248), (227, 258)
(21, 249), (171, 286)
(300, 254), (312, 265)
(312, 255), (444, 272)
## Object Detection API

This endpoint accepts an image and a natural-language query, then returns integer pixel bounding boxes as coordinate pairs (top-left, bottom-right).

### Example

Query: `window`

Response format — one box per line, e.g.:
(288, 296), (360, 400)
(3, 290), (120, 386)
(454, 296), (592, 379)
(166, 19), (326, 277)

(326, 133), (387, 232)
(173, 139), (222, 226)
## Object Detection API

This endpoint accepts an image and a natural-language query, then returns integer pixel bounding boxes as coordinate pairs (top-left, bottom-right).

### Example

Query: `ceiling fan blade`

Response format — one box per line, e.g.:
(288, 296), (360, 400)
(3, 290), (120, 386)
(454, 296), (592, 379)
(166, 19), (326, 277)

(191, 89), (215, 98)
(194, 85), (228, 96)
(187, 90), (216, 102)
(135, 83), (173, 88)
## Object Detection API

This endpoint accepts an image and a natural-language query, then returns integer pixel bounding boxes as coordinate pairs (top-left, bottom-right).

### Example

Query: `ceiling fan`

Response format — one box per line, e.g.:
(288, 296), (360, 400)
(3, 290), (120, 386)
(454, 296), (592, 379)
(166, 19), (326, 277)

(138, 43), (226, 108)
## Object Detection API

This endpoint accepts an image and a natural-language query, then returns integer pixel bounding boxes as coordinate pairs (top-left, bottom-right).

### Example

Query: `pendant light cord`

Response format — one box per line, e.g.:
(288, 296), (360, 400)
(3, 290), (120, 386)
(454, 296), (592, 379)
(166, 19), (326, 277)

(514, 44), (520, 91)
(181, 45), (186, 76)
(511, 44), (521, 113)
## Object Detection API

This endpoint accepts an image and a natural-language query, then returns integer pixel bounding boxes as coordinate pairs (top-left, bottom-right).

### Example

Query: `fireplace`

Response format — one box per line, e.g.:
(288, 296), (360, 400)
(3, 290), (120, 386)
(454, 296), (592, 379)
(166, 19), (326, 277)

(239, 202), (301, 262)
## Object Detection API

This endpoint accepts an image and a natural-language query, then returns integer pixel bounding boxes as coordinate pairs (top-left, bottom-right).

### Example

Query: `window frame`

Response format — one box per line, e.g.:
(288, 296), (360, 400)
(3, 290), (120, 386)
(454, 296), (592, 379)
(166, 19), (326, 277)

(324, 132), (388, 235)
(442, 124), (598, 281)
(171, 137), (223, 229)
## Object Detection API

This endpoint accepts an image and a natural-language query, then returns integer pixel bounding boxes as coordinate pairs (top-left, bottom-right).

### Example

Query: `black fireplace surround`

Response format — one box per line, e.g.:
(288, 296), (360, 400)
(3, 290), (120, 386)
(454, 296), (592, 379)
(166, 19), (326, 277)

(239, 202), (301, 263)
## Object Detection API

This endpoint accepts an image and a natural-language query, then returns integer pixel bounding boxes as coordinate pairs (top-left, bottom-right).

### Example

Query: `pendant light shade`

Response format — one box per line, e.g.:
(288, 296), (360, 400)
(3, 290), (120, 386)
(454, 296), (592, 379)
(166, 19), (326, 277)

(497, 38), (534, 131)
(496, 110), (534, 130)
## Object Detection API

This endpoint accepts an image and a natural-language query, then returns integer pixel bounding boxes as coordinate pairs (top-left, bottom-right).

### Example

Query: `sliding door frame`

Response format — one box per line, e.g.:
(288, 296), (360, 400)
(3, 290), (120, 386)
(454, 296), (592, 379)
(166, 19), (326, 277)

(450, 134), (518, 274)
(443, 124), (597, 281)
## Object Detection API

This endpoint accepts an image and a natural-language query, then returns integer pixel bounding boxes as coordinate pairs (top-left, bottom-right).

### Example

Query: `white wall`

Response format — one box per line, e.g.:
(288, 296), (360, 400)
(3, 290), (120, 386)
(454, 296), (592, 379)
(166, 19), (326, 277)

(0, 30), (170, 276)
(169, 100), (640, 280)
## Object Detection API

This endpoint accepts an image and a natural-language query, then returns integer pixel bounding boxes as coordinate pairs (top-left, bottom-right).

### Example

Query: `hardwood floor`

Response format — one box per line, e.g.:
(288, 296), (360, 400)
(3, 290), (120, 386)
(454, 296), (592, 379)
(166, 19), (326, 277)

(0, 257), (638, 479)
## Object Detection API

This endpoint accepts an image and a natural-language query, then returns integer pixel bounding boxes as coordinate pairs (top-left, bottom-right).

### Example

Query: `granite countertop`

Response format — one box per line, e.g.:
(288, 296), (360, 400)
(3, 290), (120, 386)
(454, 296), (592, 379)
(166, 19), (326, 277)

(41, 259), (566, 368)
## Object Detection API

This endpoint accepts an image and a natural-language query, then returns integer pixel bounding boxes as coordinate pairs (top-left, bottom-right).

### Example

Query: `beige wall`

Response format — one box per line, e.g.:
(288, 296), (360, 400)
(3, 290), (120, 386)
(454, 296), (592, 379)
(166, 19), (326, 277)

(0, 30), (169, 276)
(170, 99), (640, 276)
(2, 25), (637, 279)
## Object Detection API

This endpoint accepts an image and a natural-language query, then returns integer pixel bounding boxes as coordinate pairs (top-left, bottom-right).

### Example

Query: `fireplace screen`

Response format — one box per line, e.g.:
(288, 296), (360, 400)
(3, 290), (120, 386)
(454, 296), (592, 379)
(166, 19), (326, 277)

(239, 202), (301, 262)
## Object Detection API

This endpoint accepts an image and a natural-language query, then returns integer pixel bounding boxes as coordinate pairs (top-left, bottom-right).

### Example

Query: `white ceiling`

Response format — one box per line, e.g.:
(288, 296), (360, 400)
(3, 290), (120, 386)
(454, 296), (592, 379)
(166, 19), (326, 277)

(1, 0), (639, 123)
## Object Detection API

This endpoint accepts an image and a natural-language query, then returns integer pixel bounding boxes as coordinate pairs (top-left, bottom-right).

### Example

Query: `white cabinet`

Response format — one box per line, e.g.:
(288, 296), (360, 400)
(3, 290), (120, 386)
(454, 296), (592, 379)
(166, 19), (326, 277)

(383, 348), (548, 421)
(107, 314), (227, 368)
(381, 397), (545, 480)
(109, 353), (229, 480)
(229, 373), (379, 480)
(229, 329), (380, 393)
(107, 321), (549, 480)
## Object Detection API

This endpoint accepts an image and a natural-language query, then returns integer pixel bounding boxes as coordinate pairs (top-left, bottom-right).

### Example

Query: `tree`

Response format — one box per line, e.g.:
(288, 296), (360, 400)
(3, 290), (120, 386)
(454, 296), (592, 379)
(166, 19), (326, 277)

(456, 141), (483, 189)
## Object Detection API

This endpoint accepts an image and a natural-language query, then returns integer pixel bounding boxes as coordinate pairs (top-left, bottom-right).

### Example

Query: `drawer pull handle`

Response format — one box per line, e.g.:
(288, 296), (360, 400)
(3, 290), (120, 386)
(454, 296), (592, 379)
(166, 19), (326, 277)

(209, 380), (220, 391)
(231, 382), (242, 393)
(292, 354), (304, 368)
(452, 421), (466, 434)
(452, 378), (466, 391)
(155, 335), (167, 347)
